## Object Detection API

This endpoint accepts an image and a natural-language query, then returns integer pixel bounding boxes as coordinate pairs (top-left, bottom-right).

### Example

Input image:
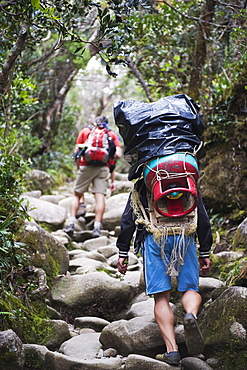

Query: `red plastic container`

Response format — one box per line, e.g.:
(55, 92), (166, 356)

(143, 153), (199, 217)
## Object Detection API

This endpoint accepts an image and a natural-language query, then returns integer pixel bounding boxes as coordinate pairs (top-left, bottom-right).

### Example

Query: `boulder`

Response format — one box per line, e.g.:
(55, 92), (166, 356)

(82, 236), (110, 252)
(44, 350), (122, 369)
(199, 286), (247, 367)
(40, 194), (65, 204)
(125, 354), (172, 369)
(16, 221), (69, 277)
(0, 330), (24, 370)
(69, 257), (105, 274)
(50, 271), (135, 321)
(24, 344), (48, 369)
(74, 317), (110, 332)
(103, 193), (130, 230)
(59, 333), (102, 360)
(99, 317), (164, 357)
(181, 356), (214, 369)
(22, 195), (67, 226)
(40, 319), (71, 350)
(233, 217), (247, 248)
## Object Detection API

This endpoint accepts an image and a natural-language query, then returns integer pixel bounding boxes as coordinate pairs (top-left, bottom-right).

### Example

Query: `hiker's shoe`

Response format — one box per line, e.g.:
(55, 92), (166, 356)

(92, 227), (101, 238)
(156, 351), (181, 366)
(63, 223), (74, 237)
(76, 203), (86, 218)
(184, 313), (204, 355)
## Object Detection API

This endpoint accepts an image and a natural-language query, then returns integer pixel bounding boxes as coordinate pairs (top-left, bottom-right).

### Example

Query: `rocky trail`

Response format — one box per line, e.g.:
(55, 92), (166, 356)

(1, 171), (247, 370)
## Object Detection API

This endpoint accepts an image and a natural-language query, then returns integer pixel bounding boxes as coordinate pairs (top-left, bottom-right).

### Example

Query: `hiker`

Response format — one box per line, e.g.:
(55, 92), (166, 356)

(76, 160), (117, 218)
(116, 179), (212, 365)
(64, 116), (122, 238)
(114, 94), (212, 366)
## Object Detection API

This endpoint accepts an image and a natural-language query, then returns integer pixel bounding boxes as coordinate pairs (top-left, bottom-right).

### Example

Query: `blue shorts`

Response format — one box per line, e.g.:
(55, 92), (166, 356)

(143, 233), (199, 295)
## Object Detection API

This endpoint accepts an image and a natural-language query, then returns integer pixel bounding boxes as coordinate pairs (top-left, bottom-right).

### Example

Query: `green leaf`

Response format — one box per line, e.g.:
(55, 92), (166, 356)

(31, 0), (43, 11)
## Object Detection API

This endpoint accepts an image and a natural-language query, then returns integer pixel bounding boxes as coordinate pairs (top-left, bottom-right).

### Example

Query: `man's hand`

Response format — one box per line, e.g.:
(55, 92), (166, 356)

(110, 181), (116, 193)
(114, 146), (122, 160)
(117, 257), (128, 275)
(199, 257), (211, 276)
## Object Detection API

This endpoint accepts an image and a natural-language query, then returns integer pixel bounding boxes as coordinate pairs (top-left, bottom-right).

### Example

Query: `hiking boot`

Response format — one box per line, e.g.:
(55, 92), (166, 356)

(76, 203), (86, 218)
(92, 227), (101, 238)
(156, 351), (181, 366)
(63, 223), (74, 237)
(184, 313), (204, 355)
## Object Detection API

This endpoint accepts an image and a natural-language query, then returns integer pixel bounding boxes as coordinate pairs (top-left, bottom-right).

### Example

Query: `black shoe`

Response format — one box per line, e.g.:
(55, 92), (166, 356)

(76, 203), (86, 218)
(63, 223), (74, 237)
(92, 227), (101, 238)
(156, 351), (181, 366)
(184, 313), (204, 355)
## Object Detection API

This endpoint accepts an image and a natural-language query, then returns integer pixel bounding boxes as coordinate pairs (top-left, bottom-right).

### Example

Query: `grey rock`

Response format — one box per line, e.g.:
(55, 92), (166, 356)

(16, 221), (69, 277)
(45, 350), (122, 369)
(103, 348), (118, 357)
(22, 195), (67, 226)
(22, 190), (42, 198)
(198, 277), (225, 293)
(181, 356), (213, 369)
(123, 270), (143, 289)
(74, 317), (110, 332)
(40, 194), (65, 204)
(98, 245), (119, 258)
(214, 251), (245, 262)
(103, 193), (130, 230)
(72, 231), (94, 243)
(126, 298), (155, 319)
(51, 271), (134, 320)
(0, 330), (24, 370)
(24, 344), (48, 369)
(59, 333), (102, 360)
(233, 217), (247, 248)
(206, 357), (221, 368)
(99, 317), (164, 357)
(69, 257), (105, 273)
(199, 286), (247, 358)
(82, 236), (110, 251)
(107, 251), (139, 268)
(125, 354), (172, 369)
(41, 319), (71, 350)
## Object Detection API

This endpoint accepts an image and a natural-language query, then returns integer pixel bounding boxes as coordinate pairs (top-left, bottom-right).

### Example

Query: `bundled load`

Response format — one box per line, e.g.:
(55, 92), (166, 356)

(114, 94), (205, 218)
(114, 93), (205, 180)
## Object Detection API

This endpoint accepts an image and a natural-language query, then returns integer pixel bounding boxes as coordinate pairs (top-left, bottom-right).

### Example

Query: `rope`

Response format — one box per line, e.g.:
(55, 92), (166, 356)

(130, 188), (197, 277)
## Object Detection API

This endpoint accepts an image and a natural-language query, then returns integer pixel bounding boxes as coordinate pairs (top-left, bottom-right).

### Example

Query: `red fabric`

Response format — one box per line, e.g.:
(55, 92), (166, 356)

(76, 126), (120, 166)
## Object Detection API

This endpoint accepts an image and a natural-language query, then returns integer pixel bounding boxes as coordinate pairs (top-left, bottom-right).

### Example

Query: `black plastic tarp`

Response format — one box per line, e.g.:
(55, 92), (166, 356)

(114, 94), (206, 180)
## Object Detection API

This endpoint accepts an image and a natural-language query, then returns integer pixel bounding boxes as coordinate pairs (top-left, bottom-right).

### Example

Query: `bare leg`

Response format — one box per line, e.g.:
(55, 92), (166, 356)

(94, 192), (105, 222)
(181, 290), (204, 355)
(181, 290), (202, 317)
(154, 291), (178, 353)
(79, 194), (85, 204)
(70, 191), (82, 217)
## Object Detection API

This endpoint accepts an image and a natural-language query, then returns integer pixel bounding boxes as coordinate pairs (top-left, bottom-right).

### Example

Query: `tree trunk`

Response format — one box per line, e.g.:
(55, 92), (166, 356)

(0, 24), (29, 95)
(188, 0), (216, 101)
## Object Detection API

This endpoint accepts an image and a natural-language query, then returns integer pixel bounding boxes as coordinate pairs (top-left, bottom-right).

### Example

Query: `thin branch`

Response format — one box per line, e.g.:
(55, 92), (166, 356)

(45, 69), (78, 130)
(27, 35), (62, 68)
(125, 55), (154, 102)
(155, 0), (234, 28)
(0, 1), (24, 15)
(214, 0), (242, 9)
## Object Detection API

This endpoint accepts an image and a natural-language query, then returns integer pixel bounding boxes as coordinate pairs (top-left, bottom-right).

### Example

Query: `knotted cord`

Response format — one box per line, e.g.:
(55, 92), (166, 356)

(130, 188), (197, 277)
